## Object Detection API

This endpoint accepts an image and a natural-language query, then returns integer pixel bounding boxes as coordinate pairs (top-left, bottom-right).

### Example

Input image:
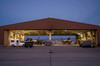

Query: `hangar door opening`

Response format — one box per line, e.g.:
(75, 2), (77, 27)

(7, 30), (97, 46)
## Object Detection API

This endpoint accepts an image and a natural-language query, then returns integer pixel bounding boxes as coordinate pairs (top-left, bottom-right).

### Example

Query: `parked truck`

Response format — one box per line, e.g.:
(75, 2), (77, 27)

(10, 39), (25, 47)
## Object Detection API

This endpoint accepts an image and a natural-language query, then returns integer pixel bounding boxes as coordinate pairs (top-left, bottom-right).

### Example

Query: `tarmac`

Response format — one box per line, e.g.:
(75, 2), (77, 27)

(0, 46), (100, 66)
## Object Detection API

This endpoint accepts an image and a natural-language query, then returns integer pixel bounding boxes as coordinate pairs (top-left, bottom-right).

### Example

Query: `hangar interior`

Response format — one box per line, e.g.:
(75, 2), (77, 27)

(4, 29), (97, 46)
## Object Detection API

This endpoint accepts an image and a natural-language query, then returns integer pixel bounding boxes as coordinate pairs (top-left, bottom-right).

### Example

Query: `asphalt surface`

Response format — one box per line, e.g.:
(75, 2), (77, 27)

(0, 46), (100, 66)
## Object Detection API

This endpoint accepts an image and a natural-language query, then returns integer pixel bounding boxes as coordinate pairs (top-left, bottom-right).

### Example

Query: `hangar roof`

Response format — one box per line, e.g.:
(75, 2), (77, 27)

(0, 18), (100, 30)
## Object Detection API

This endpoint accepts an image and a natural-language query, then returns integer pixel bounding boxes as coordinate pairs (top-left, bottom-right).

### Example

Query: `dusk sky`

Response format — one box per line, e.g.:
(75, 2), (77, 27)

(0, 0), (100, 26)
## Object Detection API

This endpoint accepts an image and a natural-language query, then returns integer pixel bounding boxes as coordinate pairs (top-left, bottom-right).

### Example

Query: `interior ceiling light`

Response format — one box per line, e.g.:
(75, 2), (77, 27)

(77, 33), (80, 34)
(65, 30), (67, 32)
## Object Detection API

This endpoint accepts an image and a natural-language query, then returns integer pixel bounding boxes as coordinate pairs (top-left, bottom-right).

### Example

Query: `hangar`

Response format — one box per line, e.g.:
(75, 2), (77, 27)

(0, 18), (100, 46)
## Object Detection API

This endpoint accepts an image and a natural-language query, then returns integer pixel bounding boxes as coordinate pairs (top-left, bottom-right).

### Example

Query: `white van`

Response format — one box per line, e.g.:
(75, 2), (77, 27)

(10, 39), (25, 47)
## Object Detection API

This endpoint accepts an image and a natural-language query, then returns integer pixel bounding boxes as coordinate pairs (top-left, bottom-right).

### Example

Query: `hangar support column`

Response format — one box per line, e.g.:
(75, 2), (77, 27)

(4, 30), (9, 46)
(49, 31), (52, 41)
(98, 28), (100, 46)
(0, 28), (4, 46)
